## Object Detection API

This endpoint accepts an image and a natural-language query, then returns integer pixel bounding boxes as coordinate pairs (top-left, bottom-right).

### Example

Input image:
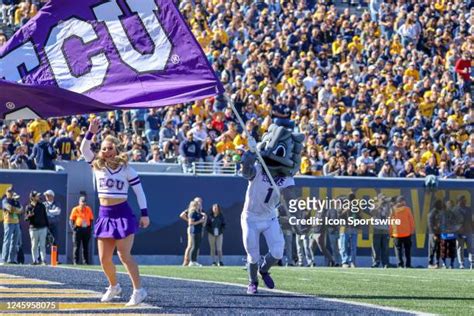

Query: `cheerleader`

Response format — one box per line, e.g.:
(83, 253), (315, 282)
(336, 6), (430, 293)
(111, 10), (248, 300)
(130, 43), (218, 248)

(81, 118), (150, 306)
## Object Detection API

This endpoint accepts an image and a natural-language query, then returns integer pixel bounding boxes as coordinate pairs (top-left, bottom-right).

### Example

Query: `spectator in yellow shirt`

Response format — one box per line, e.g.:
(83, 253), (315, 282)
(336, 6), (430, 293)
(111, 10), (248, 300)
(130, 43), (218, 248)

(447, 103), (464, 127)
(404, 64), (419, 81)
(233, 133), (248, 149)
(403, 77), (415, 92)
(348, 36), (363, 53)
(390, 36), (402, 55)
(192, 101), (206, 118)
(421, 144), (440, 165)
(300, 156), (311, 175)
(216, 134), (235, 154)
(196, 30), (211, 50)
(27, 119), (50, 144)
(419, 96), (436, 118)
(332, 35), (344, 56)
(67, 118), (81, 140)
(212, 26), (228, 45)
(14, 1), (37, 26)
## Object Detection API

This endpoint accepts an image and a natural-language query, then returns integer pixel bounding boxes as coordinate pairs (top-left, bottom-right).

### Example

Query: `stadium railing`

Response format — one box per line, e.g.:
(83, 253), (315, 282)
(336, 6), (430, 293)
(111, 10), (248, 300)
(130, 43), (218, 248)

(191, 161), (238, 176)
(128, 162), (184, 174)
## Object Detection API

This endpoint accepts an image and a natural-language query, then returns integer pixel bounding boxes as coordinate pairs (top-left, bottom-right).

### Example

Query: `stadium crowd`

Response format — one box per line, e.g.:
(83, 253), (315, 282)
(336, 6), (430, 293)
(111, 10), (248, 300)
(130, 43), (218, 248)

(0, 0), (473, 178)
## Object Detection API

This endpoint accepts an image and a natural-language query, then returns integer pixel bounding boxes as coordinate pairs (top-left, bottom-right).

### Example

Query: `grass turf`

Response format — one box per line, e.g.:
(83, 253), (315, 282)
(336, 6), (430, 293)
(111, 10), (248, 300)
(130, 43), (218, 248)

(70, 265), (473, 315)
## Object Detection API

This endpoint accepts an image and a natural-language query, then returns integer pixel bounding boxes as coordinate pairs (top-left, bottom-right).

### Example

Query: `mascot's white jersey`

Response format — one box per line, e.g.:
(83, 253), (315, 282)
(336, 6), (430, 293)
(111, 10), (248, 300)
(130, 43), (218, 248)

(242, 164), (294, 222)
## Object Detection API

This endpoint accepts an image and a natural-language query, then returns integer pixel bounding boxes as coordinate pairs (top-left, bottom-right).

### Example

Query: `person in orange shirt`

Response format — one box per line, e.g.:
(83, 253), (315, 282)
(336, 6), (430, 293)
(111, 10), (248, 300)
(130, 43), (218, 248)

(69, 196), (94, 265)
(390, 196), (415, 268)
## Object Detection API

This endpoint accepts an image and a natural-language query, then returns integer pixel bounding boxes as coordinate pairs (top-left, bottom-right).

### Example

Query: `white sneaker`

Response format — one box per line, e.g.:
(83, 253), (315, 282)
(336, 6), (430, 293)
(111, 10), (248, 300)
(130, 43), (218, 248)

(188, 261), (202, 267)
(101, 283), (122, 302)
(125, 288), (147, 306)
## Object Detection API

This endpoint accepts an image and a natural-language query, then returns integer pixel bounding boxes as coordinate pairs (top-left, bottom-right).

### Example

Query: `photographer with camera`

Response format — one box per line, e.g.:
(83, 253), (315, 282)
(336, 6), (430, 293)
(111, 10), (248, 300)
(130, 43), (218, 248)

(1, 187), (23, 265)
(9, 145), (31, 169)
(25, 191), (49, 265)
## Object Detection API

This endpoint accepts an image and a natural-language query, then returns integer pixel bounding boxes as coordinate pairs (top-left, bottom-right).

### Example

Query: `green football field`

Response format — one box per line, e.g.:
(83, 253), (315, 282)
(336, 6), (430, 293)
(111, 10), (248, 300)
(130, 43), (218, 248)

(74, 265), (473, 315)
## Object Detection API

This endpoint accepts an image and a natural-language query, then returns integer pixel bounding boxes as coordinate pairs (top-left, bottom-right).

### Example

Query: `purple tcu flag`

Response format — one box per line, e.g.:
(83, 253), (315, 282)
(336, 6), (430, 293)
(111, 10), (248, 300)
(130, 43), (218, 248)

(0, 0), (223, 119)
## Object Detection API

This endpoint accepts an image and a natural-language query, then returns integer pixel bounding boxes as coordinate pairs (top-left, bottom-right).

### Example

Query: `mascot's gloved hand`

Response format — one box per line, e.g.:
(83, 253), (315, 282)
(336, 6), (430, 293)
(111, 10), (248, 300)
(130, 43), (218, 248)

(248, 136), (257, 153)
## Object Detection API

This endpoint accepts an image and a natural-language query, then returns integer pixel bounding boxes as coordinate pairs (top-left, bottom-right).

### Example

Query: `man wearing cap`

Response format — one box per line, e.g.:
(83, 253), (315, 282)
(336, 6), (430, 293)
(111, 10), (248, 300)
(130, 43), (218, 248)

(347, 131), (362, 156)
(1, 187), (23, 264)
(30, 132), (57, 171)
(25, 191), (49, 265)
(356, 148), (375, 169)
(69, 197), (94, 265)
(43, 190), (61, 250)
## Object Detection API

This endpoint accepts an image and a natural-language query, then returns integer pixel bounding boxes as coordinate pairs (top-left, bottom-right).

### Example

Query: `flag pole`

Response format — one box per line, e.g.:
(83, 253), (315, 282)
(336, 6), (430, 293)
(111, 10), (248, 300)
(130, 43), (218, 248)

(226, 95), (280, 197)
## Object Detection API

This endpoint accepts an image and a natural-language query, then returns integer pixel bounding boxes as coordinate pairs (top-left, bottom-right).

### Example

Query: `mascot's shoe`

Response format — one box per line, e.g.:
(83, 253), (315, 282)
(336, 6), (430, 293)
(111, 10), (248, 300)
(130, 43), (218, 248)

(259, 271), (275, 289)
(246, 282), (258, 294)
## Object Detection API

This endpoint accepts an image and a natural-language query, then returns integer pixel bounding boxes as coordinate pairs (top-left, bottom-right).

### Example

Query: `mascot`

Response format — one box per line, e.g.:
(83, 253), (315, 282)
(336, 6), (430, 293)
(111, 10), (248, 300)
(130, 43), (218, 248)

(241, 124), (304, 294)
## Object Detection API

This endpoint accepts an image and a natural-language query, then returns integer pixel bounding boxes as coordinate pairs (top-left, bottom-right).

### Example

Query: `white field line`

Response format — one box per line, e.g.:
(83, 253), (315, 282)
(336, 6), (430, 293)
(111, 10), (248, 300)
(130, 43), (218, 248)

(57, 265), (436, 316)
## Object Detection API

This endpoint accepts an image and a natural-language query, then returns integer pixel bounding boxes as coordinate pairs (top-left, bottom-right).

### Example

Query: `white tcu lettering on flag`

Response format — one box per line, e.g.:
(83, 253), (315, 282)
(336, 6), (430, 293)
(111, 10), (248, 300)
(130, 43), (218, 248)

(45, 18), (109, 93)
(94, 0), (172, 73)
(0, 0), (172, 92)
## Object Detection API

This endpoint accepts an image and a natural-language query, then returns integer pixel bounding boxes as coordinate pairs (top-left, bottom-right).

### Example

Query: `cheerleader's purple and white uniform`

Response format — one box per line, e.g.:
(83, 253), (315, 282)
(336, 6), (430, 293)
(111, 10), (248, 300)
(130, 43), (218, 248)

(80, 132), (148, 239)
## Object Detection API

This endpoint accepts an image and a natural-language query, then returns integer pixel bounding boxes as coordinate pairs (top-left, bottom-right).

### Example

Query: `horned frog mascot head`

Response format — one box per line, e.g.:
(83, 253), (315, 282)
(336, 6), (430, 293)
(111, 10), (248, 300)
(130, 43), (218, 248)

(257, 124), (305, 177)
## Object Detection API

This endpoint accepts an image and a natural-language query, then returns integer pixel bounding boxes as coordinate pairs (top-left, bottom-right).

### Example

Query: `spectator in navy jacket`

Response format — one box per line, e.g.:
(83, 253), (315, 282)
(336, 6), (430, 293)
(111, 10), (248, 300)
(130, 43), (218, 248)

(144, 108), (161, 143)
(179, 131), (202, 173)
(425, 156), (439, 176)
(30, 132), (56, 170)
